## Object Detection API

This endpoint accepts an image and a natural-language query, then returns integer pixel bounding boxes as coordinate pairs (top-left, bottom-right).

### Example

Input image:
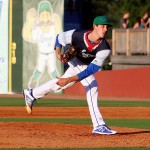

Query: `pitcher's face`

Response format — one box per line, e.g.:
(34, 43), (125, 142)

(94, 24), (108, 38)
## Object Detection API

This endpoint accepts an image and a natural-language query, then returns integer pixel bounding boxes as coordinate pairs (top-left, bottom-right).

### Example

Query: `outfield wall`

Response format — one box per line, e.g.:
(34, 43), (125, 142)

(64, 67), (150, 99)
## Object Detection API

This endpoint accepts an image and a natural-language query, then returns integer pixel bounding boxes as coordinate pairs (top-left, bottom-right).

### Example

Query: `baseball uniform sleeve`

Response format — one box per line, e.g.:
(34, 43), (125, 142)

(55, 34), (62, 49)
(57, 29), (76, 46)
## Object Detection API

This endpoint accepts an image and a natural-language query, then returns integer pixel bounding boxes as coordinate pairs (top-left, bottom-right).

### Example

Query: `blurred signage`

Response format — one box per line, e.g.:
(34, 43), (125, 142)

(0, 0), (9, 93)
(0, 0), (2, 24)
(22, 0), (64, 92)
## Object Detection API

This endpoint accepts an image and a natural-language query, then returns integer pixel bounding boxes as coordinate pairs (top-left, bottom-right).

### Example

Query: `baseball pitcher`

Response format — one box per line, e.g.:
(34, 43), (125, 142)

(22, 16), (117, 135)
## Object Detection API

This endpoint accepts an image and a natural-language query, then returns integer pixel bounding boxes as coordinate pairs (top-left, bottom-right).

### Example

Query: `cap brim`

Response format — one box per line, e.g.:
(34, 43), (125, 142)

(108, 24), (112, 27)
(105, 23), (112, 27)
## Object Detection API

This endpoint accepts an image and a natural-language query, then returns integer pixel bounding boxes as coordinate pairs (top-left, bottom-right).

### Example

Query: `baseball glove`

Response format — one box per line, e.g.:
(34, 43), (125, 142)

(61, 45), (77, 64)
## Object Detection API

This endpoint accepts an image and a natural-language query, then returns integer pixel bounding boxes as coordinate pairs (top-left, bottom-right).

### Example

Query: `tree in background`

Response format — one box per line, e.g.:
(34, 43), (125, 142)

(76, 0), (150, 29)
(65, 0), (150, 36)
(107, 0), (150, 28)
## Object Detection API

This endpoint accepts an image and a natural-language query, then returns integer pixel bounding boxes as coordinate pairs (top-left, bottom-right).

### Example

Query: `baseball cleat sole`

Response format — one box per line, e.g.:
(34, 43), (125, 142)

(25, 105), (32, 114)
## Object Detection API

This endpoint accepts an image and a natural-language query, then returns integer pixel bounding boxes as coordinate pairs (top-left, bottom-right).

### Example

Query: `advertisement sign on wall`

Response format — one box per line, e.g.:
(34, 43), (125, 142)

(0, 0), (2, 24)
(0, 0), (9, 93)
(22, 0), (64, 92)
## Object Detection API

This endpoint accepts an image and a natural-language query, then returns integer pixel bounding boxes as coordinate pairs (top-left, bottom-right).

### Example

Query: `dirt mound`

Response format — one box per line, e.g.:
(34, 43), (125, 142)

(0, 106), (149, 148)
(0, 122), (149, 148)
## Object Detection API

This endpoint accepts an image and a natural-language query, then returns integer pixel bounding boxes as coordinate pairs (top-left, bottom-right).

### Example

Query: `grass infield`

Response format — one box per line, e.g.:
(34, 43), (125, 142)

(0, 98), (149, 130)
(0, 98), (150, 107)
(0, 118), (149, 129)
(0, 98), (149, 129)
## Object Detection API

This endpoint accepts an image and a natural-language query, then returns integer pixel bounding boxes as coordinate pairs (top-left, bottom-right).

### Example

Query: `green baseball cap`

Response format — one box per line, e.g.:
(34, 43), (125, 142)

(38, 1), (51, 14)
(93, 16), (112, 27)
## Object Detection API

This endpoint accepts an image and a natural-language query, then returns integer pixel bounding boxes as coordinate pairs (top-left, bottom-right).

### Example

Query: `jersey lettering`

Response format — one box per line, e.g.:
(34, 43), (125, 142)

(78, 49), (95, 58)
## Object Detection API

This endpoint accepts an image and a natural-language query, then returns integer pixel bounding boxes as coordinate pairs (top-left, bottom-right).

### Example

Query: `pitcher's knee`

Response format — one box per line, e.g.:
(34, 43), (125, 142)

(84, 80), (98, 92)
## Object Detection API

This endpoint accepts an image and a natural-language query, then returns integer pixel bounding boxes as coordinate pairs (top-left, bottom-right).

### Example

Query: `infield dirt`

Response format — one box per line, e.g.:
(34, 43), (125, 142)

(0, 106), (149, 148)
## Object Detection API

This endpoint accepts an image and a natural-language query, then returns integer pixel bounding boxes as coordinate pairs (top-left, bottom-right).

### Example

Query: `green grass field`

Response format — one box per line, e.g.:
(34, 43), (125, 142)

(0, 98), (150, 130)
(0, 97), (149, 149)
(0, 97), (150, 107)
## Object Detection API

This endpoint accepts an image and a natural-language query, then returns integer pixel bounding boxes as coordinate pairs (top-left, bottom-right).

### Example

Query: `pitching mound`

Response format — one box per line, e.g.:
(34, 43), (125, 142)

(0, 106), (149, 148)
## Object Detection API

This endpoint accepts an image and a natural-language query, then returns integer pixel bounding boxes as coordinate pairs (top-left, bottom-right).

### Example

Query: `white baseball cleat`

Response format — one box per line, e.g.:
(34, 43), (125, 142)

(22, 89), (36, 114)
(92, 125), (117, 135)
